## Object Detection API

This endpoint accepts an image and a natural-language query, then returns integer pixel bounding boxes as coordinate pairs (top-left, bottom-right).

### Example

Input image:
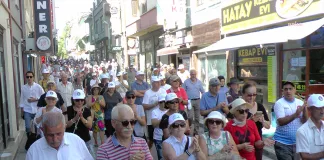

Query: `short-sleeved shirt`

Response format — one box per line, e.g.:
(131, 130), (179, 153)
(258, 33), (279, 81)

(37, 92), (65, 109)
(142, 88), (167, 125)
(166, 88), (188, 111)
(97, 134), (153, 160)
(131, 81), (150, 105)
(200, 91), (228, 114)
(224, 120), (261, 160)
(219, 86), (229, 95)
(152, 108), (168, 141)
(103, 92), (123, 120)
(34, 107), (62, 128)
(296, 118), (324, 159)
(133, 105), (146, 137)
(159, 111), (188, 141)
(164, 135), (196, 160)
(99, 72), (110, 80)
(273, 97), (304, 145)
(65, 107), (92, 142)
(182, 79), (205, 99)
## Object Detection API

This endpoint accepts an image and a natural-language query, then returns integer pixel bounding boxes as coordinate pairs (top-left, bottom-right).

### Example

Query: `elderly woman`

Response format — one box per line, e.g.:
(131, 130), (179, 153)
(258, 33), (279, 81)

(159, 93), (189, 141)
(162, 113), (205, 160)
(198, 111), (241, 159)
(224, 98), (270, 160)
(65, 89), (93, 149)
(87, 84), (106, 146)
(103, 82), (123, 137)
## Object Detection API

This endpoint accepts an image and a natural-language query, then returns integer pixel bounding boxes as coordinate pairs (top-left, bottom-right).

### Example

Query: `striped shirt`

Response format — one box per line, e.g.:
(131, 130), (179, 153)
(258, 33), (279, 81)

(96, 134), (153, 160)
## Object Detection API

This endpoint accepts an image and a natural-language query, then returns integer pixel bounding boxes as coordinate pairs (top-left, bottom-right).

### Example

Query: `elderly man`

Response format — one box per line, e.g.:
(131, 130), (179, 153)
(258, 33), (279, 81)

(20, 71), (44, 134)
(97, 104), (153, 160)
(177, 64), (190, 83)
(226, 77), (242, 103)
(26, 112), (93, 160)
(99, 67), (110, 81)
(131, 71), (150, 105)
(200, 78), (228, 117)
(273, 81), (308, 160)
(37, 81), (65, 111)
(296, 94), (324, 160)
(39, 69), (51, 92)
(127, 65), (136, 85)
(182, 69), (205, 135)
(143, 76), (167, 149)
(57, 73), (74, 108)
(166, 75), (188, 111)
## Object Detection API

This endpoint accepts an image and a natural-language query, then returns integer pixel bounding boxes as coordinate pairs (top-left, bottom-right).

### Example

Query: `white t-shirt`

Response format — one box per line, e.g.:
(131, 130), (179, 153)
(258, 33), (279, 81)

(142, 88), (167, 125)
(296, 118), (324, 160)
(115, 80), (129, 98)
(90, 79), (100, 87)
(34, 107), (62, 137)
(152, 107), (168, 140)
(177, 70), (190, 83)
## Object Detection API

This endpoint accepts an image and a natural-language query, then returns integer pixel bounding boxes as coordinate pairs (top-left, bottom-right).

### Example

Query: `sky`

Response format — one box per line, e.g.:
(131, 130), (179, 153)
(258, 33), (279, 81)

(54, 0), (93, 37)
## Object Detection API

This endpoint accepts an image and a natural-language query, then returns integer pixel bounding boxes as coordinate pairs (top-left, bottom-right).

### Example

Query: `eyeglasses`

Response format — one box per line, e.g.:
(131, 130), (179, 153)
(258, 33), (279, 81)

(26, 76), (33, 79)
(115, 119), (137, 127)
(168, 100), (179, 104)
(126, 96), (135, 99)
(237, 109), (249, 114)
(75, 99), (85, 102)
(247, 94), (257, 97)
(171, 122), (186, 128)
(207, 120), (223, 125)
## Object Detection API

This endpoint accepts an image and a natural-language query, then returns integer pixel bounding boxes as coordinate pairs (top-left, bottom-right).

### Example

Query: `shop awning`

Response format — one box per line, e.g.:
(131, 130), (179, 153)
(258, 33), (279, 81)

(157, 46), (179, 56)
(194, 17), (324, 54)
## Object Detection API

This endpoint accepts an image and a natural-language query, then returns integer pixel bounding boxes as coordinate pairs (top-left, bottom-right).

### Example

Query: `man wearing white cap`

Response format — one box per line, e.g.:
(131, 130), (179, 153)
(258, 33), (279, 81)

(131, 71), (150, 105)
(39, 69), (51, 92)
(90, 72), (100, 87)
(115, 72), (129, 98)
(177, 64), (190, 83)
(143, 76), (166, 149)
(296, 94), (324, 160)
(99, 66), (110, 81)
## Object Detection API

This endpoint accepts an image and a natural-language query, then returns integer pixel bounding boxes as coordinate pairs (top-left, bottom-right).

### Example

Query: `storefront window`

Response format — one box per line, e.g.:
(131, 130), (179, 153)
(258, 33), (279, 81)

(238, 66), (267, 78)
(309, 49), (324, 84)
(199, 57), (207, 90)
(207, 54), (227, 80)
(283, 39), (306, 50)
(310, 27), (324, 47)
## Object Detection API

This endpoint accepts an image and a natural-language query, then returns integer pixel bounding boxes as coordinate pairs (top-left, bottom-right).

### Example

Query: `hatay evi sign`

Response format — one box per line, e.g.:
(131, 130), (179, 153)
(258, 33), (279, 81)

(34, 0), (53, 52)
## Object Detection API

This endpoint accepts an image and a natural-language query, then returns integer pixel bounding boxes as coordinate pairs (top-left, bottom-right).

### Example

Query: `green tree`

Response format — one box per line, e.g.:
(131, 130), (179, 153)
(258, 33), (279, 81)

(57, 22), (72, 59)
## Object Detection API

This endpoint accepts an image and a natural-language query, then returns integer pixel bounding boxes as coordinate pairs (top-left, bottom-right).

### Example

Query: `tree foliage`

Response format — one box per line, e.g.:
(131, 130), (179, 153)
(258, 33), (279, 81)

(57, 22), (72, 59)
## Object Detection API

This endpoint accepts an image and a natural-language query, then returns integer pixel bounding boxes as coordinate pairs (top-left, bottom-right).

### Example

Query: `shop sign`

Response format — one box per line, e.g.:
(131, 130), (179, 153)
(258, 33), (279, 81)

(112, 46), (122, 51)
(34, 0), (53, 52)
(237, 46), (275, 65)
(221, 0), (324, 34)
(282, 81), (306, 92)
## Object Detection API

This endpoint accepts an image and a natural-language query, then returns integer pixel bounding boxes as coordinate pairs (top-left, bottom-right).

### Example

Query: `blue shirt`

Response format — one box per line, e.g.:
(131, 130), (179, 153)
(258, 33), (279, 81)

(219, 86), (229, 95)
(200, 91), (228, 113)
(182, 78), (205, 99)
(131, 81), (150, 105)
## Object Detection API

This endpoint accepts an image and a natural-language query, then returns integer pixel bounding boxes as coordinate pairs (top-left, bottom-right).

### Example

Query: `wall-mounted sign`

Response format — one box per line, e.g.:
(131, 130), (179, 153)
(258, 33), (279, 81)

(112, 46), (122, 51)
(34, 0), (53, 52)
(221, 0), (324, 34)
(237, 46), (275, 65)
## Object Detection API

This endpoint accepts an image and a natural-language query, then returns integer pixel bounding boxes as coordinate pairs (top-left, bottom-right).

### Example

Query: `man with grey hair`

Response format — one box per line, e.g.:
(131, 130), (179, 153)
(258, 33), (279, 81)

(26, 112), (93, 160)
(97, 104), (153, 160)
(57, 73), (74, 107)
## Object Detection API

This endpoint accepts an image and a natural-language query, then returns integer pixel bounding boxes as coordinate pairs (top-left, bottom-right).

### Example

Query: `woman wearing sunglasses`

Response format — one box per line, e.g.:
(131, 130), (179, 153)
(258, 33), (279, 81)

(241, 82), (274, 159)
(125, 90), (146, 139)
(198, 111), (241, 159)
(159, 93), (189, 141)
(65, 89), (93, 150)
(224, 98), (270, 160)
(162, 113), (205, 160)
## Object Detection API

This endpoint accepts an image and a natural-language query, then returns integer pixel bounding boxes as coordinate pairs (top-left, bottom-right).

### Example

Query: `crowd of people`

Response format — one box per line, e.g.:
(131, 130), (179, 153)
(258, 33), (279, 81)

(21, 60), (324, 160)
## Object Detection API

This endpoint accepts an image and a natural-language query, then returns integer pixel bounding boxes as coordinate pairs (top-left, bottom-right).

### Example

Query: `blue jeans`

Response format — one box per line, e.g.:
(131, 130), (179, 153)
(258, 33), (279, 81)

(24, 112), (36, 133)
(154, 139), (163, 160)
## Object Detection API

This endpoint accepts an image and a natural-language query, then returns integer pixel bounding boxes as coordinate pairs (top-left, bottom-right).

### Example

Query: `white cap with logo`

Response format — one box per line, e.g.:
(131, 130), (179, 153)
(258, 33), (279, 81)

(46, 90), (58, 100)
(307, 94), (324, 108)
(151, 76), (160, 82)
(158, 94), (166, 102)
(72, 89), (86, 99)
(166, 93), (178, 101)
(42, 69), (50, 74)
(168, 113), (185, 127)
(108, 82), (116, 88)
(136, 71), (144, 76)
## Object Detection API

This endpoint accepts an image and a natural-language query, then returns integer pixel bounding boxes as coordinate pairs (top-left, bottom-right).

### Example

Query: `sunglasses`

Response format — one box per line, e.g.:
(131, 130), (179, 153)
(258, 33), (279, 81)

(237, 109), (249, 114)
(116, 119), (137, 127)
(126, 96), (135, 99)
(75, 99), (85, 102)
(171, 122), (186, 128)
(247, 93), (257, 97)
(26, 76), (33, 79)
(168, 100), (179, 104)
(207, 120), (223, 125)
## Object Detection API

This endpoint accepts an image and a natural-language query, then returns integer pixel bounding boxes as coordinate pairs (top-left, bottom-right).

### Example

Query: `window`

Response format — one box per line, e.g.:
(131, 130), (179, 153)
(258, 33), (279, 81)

(309, 49), (324, 84)
(141, 1), (147, 14)
(197, 0), (204, 6)
(310, 27), (324, 47)
(132, 0), (138, 17)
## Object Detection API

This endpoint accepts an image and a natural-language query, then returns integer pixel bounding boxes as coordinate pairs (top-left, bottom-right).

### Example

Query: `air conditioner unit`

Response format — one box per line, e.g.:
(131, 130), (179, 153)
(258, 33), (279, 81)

(25, 38), (35, 51)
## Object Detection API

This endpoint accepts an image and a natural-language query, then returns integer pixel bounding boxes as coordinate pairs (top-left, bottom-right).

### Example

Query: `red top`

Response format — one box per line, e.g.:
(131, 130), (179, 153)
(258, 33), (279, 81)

(166, 87), (188, 111)
(224, 120), (261, 160)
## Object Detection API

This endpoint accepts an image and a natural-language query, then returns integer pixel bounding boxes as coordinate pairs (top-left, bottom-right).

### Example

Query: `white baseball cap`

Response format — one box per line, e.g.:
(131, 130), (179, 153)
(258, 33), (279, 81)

(123, 72), (127, 75)
(72, 89), (86, 99)
(166, 93), (178, 101)
(178, 64), (184, 70)
(108, 82), (115, 88)
(204, 111), (226, 124)
(136, 71), (144, 76)
(46, 80), (56, 85)
(42, 69), (50, 74)
(168, 113), (185, 127)
(229, 98), (252, 114)
(307, 94), (324, 108)
(158, 94), (166, 102)
(153, 68), (158, 71)
(101, 74), (109, 79)
(151, 76), (160, 82)
(116, 72), (123, 77)
(46, 90), (58, 100)
(92, 72), (97, 76)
